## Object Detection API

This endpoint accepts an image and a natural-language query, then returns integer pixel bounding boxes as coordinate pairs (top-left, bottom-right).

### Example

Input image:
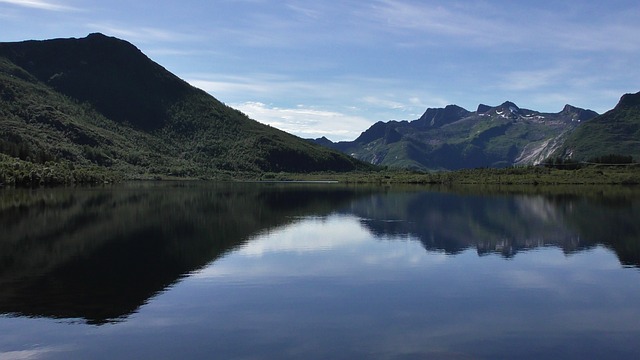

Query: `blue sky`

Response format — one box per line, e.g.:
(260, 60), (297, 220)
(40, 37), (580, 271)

(1, 0), (639, 141)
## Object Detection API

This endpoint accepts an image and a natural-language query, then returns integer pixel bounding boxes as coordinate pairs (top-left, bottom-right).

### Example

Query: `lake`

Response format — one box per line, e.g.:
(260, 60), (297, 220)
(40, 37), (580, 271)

(1, 182), (640, 359)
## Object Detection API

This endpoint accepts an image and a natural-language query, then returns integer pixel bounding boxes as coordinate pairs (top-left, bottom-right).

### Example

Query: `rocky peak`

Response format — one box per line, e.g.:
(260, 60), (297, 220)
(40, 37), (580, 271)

(312, 136), (335, 147)
(476, 104), (492, 114)
(354, 121), (390, 144)
(414, 104), (470, 128)
(498, 101), (520, 114)
(477, 101), (522, 119)
(616, 91), (640, 109)
(560, 104), (598, 121)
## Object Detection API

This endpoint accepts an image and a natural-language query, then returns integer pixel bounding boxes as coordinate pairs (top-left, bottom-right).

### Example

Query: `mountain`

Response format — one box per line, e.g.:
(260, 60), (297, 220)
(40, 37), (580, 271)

(313, 101), (598, 170)
(552, 91), (640, 161)
(0, 33), (371, 183)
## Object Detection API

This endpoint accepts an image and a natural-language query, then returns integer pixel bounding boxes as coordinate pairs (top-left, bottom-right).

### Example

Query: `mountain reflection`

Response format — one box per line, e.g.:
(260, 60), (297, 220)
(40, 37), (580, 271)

(1, 183), (639, 325)
(0, 182), (371, 324)
(349, 189), (640, 266)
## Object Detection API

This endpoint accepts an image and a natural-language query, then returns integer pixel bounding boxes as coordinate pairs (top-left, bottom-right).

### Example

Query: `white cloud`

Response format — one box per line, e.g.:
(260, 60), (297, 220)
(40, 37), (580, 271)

(231, 101), (373, 141)
(0, 0), (77, 11)
(185, 72), (455, 137)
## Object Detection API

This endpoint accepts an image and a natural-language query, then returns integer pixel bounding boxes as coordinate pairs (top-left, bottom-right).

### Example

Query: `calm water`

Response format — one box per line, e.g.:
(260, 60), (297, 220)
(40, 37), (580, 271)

(1, 182), (640, 359)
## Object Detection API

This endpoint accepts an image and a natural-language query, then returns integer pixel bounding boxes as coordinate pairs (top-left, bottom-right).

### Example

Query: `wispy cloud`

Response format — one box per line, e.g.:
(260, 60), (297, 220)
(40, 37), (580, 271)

(499, 67), (571, 92)
(0, 0), (77, 11)
(360, 95), (445, 113)
(145, 48), (204, 57)
(285, 2), (323, 20)
(553, 22), (640, 53)
(204, 2), (375, 49)
(362, 96), (408, 110)
(186, 74), (318, 98)
(85, 23), (199, 43)
(368, 0), (640, 53)
(369, 0), (513, 46)
(491, 58), (636, 113)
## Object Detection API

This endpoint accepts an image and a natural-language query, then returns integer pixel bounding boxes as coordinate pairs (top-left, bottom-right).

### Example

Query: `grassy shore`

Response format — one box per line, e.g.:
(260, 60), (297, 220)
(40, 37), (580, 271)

(3, 151), (640, 188)
(262, 165), (640, 186)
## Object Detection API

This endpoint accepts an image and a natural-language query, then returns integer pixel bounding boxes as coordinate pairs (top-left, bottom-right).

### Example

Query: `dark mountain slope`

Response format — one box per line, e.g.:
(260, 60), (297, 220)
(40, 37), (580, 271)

(554, 91), (640, 161)
(0, 33), (189, 131)
(0, 34), (372, 183)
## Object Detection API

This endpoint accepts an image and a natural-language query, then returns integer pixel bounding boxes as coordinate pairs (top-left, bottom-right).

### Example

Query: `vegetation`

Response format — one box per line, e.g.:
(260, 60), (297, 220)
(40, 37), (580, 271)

(0, 153), (122, 186)
(542, 153), (636, 170)
(589, 154), (634, 164)
(266, 164), (640, 186)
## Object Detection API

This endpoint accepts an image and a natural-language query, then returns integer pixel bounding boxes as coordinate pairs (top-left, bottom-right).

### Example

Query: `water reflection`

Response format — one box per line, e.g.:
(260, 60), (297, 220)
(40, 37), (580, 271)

(350, 192), (586, 256)
(0, 182), (372, 324)
(1, 183), (639, 327)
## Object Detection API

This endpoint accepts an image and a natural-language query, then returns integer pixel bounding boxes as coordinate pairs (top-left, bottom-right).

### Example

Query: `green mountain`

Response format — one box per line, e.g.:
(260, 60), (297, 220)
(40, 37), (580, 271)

(552, 91), (640, 162)
(0, 33), (371, 184)
(313, 102), (598, 170)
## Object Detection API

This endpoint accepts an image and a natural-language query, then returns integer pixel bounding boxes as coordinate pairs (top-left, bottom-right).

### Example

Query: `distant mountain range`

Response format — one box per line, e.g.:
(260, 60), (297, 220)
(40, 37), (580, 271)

(311, 101), (603, 170)
(312, 93), (640, 170)
(0, 33), (371, 181)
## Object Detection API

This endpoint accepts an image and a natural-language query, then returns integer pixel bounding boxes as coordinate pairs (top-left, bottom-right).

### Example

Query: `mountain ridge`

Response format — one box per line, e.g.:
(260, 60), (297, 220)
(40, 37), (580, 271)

(312, 101), (600, 170)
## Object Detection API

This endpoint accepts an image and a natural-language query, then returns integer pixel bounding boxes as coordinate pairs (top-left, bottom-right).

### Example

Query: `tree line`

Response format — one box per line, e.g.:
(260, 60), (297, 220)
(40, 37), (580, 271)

(543, 154), (635, 169)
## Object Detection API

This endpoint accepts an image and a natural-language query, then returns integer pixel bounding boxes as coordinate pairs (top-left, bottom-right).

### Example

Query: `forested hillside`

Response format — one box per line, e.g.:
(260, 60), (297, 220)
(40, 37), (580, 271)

(0, 34), (372, 185)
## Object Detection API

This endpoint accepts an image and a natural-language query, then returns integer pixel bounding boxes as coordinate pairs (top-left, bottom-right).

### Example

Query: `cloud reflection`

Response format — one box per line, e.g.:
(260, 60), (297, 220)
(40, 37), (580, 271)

(192, 214), (451, 281)
(0, 346), (70, 360)
(238, 215), (369, 256)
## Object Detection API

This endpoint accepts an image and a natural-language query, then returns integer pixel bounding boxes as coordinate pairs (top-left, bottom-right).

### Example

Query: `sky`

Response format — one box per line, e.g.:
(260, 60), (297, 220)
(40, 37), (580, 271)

(1, 0), (639, 141)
